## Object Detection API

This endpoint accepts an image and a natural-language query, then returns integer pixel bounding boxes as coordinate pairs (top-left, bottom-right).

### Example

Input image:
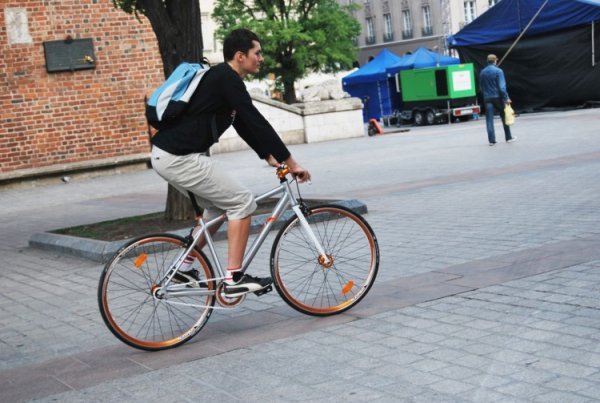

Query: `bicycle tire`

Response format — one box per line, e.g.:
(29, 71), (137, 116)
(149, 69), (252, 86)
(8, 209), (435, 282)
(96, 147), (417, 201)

(98, 233), (215, 351)
(270, 205), (379, 316)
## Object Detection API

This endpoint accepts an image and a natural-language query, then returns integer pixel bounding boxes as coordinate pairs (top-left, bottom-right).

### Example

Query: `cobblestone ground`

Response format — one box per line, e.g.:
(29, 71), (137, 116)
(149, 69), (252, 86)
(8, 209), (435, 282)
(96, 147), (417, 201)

(33, 261), (600, 403)
(1, 109), (600, 401)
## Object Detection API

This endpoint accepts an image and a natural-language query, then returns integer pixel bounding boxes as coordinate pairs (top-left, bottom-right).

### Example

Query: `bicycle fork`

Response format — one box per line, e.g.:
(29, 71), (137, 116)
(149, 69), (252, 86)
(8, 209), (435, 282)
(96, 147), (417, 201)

(240, 182), (330, 272)
(290, 204), (331, 266)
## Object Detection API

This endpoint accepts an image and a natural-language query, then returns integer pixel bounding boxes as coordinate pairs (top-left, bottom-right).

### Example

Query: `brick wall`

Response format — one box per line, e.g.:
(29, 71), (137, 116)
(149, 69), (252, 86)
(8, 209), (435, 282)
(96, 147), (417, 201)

(1, 1), (163, 176)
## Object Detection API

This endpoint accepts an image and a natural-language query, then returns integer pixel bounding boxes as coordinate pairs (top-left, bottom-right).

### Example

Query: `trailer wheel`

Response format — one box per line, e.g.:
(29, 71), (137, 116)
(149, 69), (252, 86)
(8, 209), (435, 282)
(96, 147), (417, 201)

(425, 110), (436, 125)
(414, 110), (425, 126)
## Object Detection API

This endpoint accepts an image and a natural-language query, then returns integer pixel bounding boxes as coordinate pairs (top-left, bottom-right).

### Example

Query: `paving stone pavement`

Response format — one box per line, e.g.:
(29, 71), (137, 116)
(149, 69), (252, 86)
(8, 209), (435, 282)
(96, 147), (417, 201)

(1, 109), (600, 402)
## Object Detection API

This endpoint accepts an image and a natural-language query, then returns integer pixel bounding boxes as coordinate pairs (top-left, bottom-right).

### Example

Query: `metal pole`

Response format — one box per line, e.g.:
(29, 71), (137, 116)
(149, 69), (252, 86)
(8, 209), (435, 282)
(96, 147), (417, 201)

(377, 80), (384, 121)
(498, 0), (550, 66)
(593, 21), (596, 67)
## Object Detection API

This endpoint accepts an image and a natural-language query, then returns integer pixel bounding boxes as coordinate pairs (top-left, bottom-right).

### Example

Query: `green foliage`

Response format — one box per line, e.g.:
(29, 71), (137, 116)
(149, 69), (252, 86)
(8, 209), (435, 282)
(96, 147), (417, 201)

(212, 0), (360, 102)
(112, 0), (143, 19)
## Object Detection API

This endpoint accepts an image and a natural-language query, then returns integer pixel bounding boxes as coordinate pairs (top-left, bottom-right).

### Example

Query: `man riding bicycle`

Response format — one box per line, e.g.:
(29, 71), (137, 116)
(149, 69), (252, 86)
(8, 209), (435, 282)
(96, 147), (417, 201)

(150, 28), (311, 297)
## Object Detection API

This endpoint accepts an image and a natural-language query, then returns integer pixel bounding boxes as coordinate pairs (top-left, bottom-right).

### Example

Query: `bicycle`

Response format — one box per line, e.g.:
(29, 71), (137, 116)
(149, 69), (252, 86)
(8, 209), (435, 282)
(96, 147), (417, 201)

(98, 164), (379, 351)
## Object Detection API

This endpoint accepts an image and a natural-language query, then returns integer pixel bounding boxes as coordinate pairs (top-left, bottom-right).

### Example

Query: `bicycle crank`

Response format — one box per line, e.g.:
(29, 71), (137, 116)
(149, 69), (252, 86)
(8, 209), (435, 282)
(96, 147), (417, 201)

(216, 284), (245, 307)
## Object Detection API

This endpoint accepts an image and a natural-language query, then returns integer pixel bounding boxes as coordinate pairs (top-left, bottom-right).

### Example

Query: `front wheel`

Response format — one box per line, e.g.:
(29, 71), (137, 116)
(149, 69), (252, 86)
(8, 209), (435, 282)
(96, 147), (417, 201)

(98, 234), (215, 351)
(414, 110), (425, 126)
(270, 205), (379, 316)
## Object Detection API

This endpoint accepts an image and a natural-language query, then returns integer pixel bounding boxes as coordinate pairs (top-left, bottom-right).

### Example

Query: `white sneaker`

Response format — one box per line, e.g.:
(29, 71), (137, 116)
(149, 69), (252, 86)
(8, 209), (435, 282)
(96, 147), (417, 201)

(507, 137), (517, 143)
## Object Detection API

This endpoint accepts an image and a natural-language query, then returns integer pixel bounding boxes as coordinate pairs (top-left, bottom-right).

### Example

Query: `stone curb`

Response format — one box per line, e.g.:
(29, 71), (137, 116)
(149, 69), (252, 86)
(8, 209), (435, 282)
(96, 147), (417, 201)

(29, 199), (367, 263)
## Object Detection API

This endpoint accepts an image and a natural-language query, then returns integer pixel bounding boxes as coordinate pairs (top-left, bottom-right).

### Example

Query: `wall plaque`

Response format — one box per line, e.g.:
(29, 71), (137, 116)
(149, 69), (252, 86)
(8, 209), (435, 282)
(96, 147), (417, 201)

(43, 37), (96, 73)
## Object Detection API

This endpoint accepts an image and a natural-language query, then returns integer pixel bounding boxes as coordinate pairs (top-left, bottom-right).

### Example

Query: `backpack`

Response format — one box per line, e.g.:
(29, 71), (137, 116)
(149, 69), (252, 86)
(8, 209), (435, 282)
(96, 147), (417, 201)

(146, 62), (214, 133)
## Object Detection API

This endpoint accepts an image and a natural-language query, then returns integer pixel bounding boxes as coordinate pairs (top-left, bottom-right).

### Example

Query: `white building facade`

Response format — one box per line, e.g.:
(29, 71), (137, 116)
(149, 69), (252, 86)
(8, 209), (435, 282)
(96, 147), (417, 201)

(342, 0), (500, 65)
(200, 0), (501, 66)
(200, 0), (224, 64)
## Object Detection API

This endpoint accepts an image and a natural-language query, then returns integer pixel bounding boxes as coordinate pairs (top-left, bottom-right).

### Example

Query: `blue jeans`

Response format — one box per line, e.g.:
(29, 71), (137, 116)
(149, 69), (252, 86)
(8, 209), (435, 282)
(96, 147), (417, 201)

(485, 98), (513, 143)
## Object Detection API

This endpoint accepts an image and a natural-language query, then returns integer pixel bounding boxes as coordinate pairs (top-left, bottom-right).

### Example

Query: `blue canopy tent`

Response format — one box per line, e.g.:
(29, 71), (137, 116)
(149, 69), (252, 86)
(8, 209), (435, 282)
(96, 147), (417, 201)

(448, 0), (600, 110)
(386, 47), (460, 75)
(342, 49), (404, 122)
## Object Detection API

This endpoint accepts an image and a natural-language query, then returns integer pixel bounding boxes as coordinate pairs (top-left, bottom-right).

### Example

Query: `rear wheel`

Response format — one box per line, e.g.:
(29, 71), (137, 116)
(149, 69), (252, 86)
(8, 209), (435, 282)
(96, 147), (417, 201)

(414, 110), (425, 126)
(98, 234), (215, 351)
(270, 205), (379, 316)
(425, 109), (436, 125)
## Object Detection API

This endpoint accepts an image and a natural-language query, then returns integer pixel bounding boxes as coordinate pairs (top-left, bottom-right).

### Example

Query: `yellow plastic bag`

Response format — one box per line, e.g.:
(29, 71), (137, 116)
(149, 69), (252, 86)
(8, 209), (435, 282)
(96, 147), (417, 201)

(504, 104), (515, 126)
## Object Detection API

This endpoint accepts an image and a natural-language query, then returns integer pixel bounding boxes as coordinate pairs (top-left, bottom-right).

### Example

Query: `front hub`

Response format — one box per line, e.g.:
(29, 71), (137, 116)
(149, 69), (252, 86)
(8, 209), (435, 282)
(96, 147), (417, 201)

(319, 254), (334, 268)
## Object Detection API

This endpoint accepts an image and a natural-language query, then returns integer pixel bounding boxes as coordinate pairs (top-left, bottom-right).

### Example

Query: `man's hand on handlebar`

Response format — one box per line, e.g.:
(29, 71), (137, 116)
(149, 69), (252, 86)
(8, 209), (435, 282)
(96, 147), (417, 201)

(266, 155), (311, 183)
(290, 164), (311, 183)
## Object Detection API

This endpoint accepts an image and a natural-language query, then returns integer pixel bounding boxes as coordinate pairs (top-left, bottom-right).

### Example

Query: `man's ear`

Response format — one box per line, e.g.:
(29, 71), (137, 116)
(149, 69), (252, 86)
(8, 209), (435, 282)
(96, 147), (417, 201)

(235, 51), (245, 63)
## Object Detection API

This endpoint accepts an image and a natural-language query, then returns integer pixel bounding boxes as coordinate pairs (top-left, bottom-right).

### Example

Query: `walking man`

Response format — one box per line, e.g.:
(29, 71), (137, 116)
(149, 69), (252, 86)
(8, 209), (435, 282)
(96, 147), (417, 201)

(479, 54), (516, 146)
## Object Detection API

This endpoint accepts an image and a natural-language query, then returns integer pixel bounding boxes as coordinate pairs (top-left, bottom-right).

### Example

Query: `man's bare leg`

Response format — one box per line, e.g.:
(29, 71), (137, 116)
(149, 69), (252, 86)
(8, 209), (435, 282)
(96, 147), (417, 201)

(222, 216), (271, 295)
(226, 216), (251, 270)
(192, 215), (225, 250)
(187, 215), (250, 273)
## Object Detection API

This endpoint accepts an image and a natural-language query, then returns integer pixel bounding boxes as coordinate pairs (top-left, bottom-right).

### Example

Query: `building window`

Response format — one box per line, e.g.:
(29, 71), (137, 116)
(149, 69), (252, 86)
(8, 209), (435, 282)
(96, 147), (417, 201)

(402, 10), (413, 39)
(464, 1), (477, 24)
(422, 6), (432, 36)
(488, 0), (500, 6)
(365, 17), (375, 44)
(383, 13), (394, 41)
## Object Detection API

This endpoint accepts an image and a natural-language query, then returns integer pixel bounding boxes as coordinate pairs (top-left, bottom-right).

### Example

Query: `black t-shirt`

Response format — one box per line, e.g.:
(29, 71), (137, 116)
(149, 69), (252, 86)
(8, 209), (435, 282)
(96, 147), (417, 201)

(151, 63), (291, 162)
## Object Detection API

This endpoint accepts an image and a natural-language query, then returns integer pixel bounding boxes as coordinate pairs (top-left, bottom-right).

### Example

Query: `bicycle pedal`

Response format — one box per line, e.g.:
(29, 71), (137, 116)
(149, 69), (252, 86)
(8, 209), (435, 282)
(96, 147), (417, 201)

(254, 285), (273, 296)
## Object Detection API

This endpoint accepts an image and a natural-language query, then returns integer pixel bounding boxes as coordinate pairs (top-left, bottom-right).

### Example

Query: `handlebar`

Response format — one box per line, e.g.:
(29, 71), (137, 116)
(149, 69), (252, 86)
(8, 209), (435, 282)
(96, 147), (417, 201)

(276, 163), (311, 185)
(276, 164), (290, 180)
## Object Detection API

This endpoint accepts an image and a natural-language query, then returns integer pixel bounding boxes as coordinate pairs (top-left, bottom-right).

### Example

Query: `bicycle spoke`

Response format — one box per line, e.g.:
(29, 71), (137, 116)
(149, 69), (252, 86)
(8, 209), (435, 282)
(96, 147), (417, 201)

(99, 235), (215, 350)
(272, 206), (379, 316)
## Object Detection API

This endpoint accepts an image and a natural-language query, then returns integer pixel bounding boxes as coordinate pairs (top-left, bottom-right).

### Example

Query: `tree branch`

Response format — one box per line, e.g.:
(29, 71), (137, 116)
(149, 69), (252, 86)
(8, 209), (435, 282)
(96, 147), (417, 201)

(233, 0), (258, 19)
(301, 0), (319, 20)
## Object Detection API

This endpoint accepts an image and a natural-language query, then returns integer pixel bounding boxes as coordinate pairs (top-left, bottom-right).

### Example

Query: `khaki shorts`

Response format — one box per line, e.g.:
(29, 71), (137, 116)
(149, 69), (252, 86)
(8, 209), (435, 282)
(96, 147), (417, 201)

(151, 146), (256, 220)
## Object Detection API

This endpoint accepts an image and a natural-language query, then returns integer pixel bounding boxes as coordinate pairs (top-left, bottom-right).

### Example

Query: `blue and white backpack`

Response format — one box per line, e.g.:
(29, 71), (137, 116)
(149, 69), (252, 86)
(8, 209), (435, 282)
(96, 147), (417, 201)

(146, 62), (211, 130)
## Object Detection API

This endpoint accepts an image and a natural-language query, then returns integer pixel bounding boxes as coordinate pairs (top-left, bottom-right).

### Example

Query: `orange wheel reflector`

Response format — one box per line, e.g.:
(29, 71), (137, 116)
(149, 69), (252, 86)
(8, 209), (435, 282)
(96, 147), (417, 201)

(134, 253), (148, 268)
(342, 281), (354, 295)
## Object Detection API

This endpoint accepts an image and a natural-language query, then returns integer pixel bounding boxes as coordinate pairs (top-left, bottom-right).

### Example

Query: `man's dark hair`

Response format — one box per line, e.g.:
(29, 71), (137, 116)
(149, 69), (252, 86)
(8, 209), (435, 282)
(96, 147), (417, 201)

(223, 28), (260, 61)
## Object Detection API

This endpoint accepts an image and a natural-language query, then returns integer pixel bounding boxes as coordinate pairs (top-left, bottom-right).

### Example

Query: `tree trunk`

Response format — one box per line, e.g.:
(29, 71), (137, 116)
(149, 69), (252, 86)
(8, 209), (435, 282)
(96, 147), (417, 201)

(164, 184), (203, 220)
(141, 0), (204, 221)
(140, 0), (203, 76)
(283, 80), (297, 104)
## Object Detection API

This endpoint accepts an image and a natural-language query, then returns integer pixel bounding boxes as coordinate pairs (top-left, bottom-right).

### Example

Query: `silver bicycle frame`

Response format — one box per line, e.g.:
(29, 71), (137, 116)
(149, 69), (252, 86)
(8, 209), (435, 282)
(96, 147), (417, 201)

(160, 176), (329, 304)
